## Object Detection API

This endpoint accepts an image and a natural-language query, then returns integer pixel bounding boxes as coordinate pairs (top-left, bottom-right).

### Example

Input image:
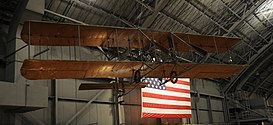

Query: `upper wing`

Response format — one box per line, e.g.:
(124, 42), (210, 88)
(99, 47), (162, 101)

(21, 59), (246, 80)
(21, 21), (240, 53)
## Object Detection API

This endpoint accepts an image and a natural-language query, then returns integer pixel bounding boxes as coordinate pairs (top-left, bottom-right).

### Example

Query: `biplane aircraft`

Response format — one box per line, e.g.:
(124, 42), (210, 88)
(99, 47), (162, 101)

(20, 21), (246, 90)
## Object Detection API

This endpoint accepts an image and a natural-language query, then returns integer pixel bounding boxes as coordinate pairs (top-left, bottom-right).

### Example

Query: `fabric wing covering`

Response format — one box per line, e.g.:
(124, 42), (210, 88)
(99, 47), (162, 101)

(141, 78), (191, 118)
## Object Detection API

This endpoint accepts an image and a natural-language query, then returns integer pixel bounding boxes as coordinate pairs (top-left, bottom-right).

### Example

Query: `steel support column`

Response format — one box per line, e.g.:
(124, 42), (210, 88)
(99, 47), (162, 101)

(194, 97), (200, 124)
(207, 96), (213, 123)
(113, 79), (120, 125)
(223, 96), (230, 122)
(51, 79), (57, 124)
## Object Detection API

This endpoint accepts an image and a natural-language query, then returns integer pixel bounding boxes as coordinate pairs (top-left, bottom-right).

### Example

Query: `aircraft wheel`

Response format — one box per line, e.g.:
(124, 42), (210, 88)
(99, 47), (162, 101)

(170, 71), (178, 84)
(134, 69), (141, 83)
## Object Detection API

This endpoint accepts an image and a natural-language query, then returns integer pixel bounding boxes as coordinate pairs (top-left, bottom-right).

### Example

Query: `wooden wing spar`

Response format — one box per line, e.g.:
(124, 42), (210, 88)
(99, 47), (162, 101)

(21, 59), (246, 80)
(21, 21), (240, 53)
(79, 82), (149, 90)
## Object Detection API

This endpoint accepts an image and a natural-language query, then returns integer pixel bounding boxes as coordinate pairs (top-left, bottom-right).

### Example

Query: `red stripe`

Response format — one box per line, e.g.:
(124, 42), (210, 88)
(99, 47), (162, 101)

(142, 102), (191, 110)
(142, 113), (192, 118)
(176, 80), (190, 86)
(142, 92), (191, 101)
(166, 86), (190, 93)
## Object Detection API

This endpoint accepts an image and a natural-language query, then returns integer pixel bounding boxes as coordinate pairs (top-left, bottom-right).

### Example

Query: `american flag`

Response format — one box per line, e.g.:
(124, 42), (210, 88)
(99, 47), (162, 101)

(141, 78), (192, 118)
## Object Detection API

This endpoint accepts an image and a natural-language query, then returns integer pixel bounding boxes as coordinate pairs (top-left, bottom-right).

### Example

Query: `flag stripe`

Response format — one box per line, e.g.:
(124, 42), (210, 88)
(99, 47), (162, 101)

(176, 80), (190, 86)
(177, 78), (190, 82)
(142, 88), (190, 98)
(142, 113), (192, 118)
(142, 107), (192, 114)
(165, 83), (190, 90)
(166, 86), (191, 93)
(142, 97), (191, 106)
(143, 102), (191, 110)
(142, 92), (190, 101)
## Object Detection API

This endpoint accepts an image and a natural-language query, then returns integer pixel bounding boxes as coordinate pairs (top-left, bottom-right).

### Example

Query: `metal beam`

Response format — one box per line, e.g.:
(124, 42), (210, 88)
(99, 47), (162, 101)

(135, 0), (197, 33)
(89, 2), (134, 27)
(223, 40), (273, 93)
(248, 72), (273, 97)
(235, 53), (273, 91)
(266, 88), (273, 100)
(227, 97), (266, 118)
(65, 90), (104, 125)
(17, 113), (46, 125)
(260, 12), (273, 27)
(184, 0), (230, 34)
(219, 0), (269, 43)
(224, 0), (267, 35)
(46, 0), (134, 27)
(44, 9), (87, 25)
(185, 0), (268, 43)
(142, 0), (170, 27)
(183, 0), (261, 63)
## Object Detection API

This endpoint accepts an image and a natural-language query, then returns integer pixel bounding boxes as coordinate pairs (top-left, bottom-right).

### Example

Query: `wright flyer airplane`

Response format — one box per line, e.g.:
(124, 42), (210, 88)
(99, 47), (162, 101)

(20, 21), (246, 89)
